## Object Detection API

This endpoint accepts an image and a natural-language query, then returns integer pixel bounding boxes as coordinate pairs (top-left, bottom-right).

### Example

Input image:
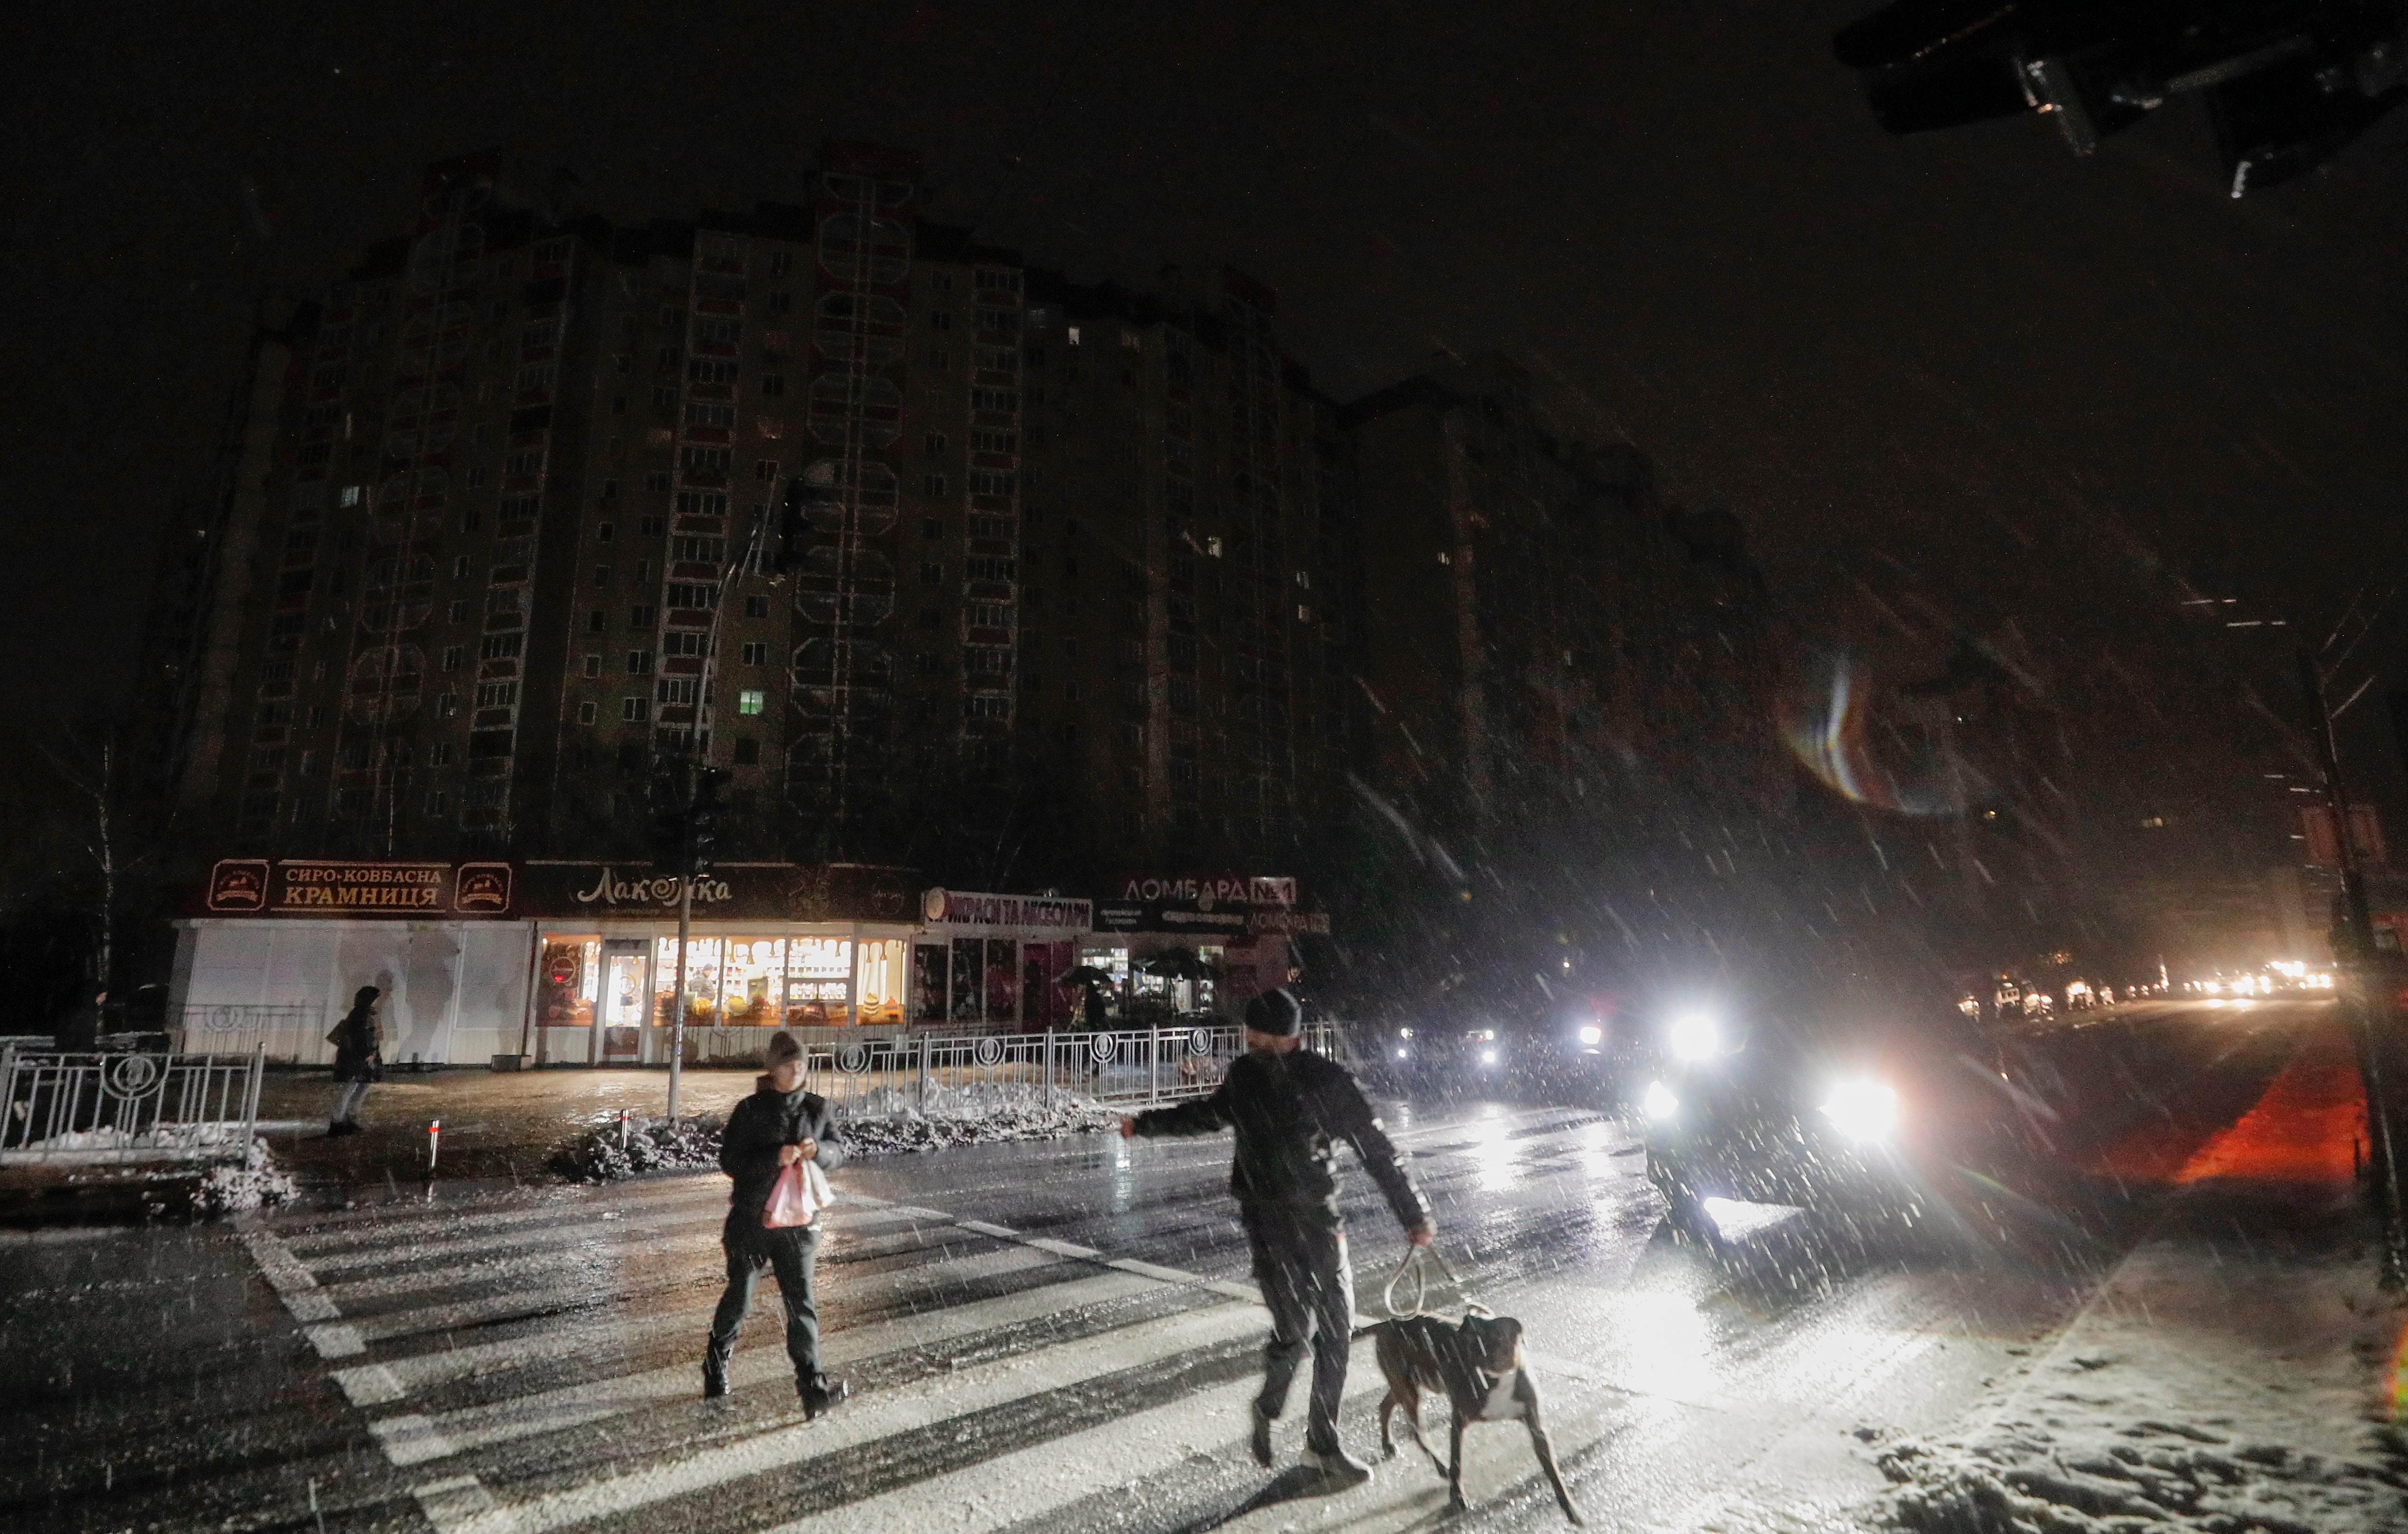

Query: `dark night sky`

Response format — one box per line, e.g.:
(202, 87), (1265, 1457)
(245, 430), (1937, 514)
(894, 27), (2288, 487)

(9, 2), (2408, 877)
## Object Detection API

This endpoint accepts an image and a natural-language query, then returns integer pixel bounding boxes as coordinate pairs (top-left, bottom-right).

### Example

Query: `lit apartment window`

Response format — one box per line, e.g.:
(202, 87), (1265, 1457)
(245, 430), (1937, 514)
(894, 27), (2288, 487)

(738, 689), (765, 716)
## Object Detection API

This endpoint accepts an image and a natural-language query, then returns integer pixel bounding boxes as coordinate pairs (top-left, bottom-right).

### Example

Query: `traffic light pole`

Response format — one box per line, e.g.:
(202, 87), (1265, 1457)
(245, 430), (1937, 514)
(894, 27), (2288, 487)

(668, 863), (693, 1121)
(2301, 648), (2406, 1288)
(662, 508), (775, 1122)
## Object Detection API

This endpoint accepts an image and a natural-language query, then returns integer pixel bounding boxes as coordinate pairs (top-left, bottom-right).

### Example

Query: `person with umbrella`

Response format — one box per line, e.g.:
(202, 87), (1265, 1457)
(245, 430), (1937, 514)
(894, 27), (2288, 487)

(1058, 963), (1117, 1029)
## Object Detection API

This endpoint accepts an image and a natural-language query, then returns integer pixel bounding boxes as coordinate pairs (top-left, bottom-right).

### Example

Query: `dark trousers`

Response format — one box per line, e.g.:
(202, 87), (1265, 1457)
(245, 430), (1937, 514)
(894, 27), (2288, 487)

(1243, 1204), (1353, 1454)
(709, 1220), (826, 1389)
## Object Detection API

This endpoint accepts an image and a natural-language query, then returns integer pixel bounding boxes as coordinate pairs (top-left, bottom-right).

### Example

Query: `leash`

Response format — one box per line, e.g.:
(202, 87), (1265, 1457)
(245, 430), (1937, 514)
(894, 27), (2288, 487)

(1381, 1243), (1478, 1319)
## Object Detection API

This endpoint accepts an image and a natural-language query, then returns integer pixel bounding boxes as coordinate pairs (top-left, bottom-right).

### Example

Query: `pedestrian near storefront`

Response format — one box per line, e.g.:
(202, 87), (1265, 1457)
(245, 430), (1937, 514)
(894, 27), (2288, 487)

(326, 986), (381, 1136)
(1121, 988), (1434, 1490)
(707, 1030), (850, 1415)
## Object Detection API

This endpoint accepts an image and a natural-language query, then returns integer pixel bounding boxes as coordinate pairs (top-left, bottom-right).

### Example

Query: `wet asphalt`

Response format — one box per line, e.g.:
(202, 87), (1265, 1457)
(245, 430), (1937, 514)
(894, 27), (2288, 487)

(0, 1000), (2332, 1534)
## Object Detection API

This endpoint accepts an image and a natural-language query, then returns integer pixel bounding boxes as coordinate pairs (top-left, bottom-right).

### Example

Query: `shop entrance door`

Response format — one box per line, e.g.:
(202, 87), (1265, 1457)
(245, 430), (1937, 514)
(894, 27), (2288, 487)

(600, 940), (649, 1063)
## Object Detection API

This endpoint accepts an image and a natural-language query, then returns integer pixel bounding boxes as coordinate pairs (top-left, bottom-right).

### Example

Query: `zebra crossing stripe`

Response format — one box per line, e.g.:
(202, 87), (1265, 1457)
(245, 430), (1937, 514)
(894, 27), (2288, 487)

(282, 1181), (722, 1253)
(241, 1227), (341, 1324)
(759, 1336), (1393, 1534)
(315, 1227), (725, 1306)
(365, 1266), (1171, 1464)
(411, 1473), (502, 1534)
(424, 1301), (1265, 1534)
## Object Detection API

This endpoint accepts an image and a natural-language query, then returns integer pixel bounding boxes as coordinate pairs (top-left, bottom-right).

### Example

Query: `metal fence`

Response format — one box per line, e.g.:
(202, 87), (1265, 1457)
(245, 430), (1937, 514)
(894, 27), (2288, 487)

(792, 1022), (1341, 1116)
(0, 1045), (265, 1166)
(175, 1004), (331, 1066)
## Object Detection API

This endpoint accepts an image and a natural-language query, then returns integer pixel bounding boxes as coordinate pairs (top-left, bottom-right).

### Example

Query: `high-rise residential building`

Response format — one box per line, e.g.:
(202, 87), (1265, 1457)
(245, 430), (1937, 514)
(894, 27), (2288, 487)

(1340, 354), (1786, 859)
(161, 145), (1358, 883)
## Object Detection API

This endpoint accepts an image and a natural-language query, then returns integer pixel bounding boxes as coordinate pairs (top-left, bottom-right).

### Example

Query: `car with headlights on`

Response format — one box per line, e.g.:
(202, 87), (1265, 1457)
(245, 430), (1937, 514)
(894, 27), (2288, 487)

(1637, 1001), (2027, 1246)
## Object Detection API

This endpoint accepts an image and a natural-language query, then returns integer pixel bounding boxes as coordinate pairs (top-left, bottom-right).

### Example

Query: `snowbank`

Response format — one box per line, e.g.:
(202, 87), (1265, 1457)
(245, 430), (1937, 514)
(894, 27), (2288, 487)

(556, 1087), (1119, 1182)
(195, 1137), (299, 1214)
(1867, 1041), (2408, 1533)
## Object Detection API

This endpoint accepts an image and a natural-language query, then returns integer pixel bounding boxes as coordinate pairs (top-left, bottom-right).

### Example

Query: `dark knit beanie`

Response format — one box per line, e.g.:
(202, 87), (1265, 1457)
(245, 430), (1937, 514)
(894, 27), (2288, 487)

(766, 1031), (804, 1065)
(1244, 988), (1302, 1037)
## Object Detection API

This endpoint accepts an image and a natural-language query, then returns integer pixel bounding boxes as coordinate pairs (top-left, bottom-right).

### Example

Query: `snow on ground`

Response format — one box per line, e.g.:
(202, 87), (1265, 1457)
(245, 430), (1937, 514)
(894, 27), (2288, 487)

(1864, 1044), (2408, 1534)
(194, 1137), (299, 1213)
(559, 1084), (1119, 1181)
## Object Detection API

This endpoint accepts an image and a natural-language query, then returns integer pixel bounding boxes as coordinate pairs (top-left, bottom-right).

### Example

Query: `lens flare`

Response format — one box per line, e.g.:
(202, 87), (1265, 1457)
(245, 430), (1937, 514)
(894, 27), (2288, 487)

(1780, 658), (1950, 815)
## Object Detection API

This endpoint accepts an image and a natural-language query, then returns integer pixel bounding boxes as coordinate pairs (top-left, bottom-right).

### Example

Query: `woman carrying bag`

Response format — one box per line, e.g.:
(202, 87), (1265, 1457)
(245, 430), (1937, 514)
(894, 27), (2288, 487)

(705, 1030), (849, 1416)
(326, 986), (382, 1137)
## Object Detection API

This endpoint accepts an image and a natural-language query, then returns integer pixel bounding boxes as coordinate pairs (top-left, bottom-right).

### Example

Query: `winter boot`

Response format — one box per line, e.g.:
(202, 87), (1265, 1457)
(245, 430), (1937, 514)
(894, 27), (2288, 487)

(801, 1375), (848, 1420)
(1300, 1445), (1373, 1490)
(702, 1342), (732, 1400)
(1249, 1402), (1275, 1468)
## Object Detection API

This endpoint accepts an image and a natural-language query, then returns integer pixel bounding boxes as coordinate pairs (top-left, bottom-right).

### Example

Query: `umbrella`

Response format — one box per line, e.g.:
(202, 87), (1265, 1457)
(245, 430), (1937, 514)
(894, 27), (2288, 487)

(1057, 964), (1117, 987)
(1140, 949), (1218, 981)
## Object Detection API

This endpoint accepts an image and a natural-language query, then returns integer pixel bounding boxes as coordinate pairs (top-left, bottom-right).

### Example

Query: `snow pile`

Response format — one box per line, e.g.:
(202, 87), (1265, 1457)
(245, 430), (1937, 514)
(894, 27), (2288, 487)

(1870, 1235), (2408, 1534)
(194, 1137), (298, 1214)
(553, 1113), (727, 1182)
(20, 1121), (253, 1157)
(838, 1083), (1121, 1156)
(557, 1087), (1119, 1182)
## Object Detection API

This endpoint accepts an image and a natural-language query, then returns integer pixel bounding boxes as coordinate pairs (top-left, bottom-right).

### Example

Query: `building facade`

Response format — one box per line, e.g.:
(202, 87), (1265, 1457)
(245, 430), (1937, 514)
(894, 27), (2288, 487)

(163, 145), (1356, 891)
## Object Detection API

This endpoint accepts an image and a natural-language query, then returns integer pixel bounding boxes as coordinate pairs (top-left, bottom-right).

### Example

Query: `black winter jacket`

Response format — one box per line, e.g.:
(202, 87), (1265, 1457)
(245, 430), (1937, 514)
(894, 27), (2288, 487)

(1131, 1048), (1428, 1228)
(719, 1077), (848, 1234)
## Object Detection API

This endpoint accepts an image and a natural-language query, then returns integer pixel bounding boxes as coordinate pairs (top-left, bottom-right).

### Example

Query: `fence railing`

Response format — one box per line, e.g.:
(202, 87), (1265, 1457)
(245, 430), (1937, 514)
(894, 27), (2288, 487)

(0, 1045), (265, 1166)
(174, 1004), (331, 1065)
(788, 1022), (1339, 1116)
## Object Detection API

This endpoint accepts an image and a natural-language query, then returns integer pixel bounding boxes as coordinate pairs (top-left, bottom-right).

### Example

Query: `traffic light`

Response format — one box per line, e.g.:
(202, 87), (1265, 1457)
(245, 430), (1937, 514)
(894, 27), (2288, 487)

(1833, 0), (2407, 192)
(647, 766), (689, 875)
(689, 767), (727, 879)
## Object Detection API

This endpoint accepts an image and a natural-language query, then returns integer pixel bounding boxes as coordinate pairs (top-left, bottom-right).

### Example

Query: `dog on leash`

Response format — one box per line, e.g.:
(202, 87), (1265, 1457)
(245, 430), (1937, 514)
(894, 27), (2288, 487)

(1370, 1308), (1584, 1523)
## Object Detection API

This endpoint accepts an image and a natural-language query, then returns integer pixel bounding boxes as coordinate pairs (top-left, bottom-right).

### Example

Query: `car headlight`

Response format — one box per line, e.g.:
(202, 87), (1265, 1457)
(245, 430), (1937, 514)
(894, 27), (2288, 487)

(1819, 1077), (1898, 1143)
(1668, 1013), (1719, 1062)
(1480, 1049), (1499, 1066)
(1395, 1047), (1410, 1059)
(1398, 1027), (1413, 1039)
(1642, 1080), (1679, 1121)
(1577, 1024), (1602, 1046)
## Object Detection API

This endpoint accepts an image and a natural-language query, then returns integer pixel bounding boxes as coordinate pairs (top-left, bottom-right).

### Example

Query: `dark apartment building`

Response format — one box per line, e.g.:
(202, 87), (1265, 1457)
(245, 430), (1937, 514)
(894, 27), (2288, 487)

(1341, 355), (1788, 859)
(163, 144), (1357, 882)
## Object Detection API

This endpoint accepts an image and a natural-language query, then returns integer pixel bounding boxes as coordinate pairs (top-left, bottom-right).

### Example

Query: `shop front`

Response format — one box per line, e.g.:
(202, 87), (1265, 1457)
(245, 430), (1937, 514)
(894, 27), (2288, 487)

(910, 889), (1094, 1030)
(1086, 873), (1331, 1025)
(171, 857), (918, 1066)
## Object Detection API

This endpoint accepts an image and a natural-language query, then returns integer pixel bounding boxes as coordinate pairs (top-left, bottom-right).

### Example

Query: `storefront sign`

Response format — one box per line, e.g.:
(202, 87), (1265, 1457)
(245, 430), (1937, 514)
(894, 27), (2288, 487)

(514, 861), (916, 923)
(201, 858), (513, 917)
(193, 859), (913, 923)
(1095, 872), (1308, 934)
(922, 888), (1093, 929)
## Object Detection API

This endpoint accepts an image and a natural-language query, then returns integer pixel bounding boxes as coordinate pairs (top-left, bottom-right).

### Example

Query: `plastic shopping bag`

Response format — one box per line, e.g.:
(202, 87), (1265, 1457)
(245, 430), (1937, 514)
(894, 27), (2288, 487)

(762, 1157), (831, 1229)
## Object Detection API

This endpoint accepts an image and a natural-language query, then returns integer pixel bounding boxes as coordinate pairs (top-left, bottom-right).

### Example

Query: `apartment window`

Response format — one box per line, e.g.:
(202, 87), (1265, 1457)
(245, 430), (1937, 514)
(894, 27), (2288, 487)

(733, 738), (760, 765)
(476, 680), (519, 709)
(583, 653), (602, 678)
(970, 469), (1015, 497)
(630, 603), (656, 628)
(441, 645), (463, 673)
(479, 633), (523, 661)
(931, 311), (954, 331)
(680, 445), (732, 476)
(627, 650), (654, 675)
(593, 564), (613, 588)
(737, 689), (765, 716)
(656, 676), (698, 706)
(925, 433), (948, 458)
(741, 641), (769, 666)
(920, 562), (944, 587)
(663, 630), (710, 658)
(921, 517), (942, 540)
(449, 599), (469, 624)
(685, 401), (735, 429)
(588, 608), (606, 634)
(745, 594), (770, 618)
(768, 250), (792, 277)
(916, 652), (943, 676)
(922, 474), (948, 497)
(623, 696), (651, 723)
(577, 701), (598, 726)
(755, 459), (781, 482)
(654, 384), (679, 411)
(759, 373), (785, 397)
(426, 789), (449, 815)
(338, 485), (363, 508)
(664, 581), (717, 608)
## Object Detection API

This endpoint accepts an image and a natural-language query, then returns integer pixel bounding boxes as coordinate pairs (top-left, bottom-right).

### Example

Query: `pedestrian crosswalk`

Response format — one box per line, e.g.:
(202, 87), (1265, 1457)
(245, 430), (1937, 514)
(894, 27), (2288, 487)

(227, 1106), (1741, 1534)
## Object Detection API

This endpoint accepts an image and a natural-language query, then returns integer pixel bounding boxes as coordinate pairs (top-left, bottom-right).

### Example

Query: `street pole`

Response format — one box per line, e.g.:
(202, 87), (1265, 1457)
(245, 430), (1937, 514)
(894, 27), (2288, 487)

(2301, 649), (2405, 1287)
(668, 861), (692, 1120)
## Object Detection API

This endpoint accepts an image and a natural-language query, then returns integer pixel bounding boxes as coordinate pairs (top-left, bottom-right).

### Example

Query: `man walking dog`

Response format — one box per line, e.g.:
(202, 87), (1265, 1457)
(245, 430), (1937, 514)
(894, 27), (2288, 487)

(709, 1031), (849, 1416)
(1122, 989), (1433, 1489)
